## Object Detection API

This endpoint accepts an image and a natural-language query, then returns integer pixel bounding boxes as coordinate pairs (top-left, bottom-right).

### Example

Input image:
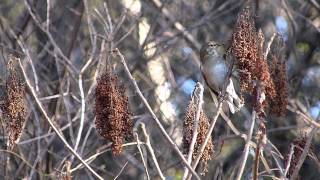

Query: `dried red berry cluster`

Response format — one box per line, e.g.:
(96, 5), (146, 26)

(183, 99), (213, 175)
(269, 52), (288, 116)
(95, 72), (132, 155)
(1, 56), (27, 148)
(231, 7), (287, 116)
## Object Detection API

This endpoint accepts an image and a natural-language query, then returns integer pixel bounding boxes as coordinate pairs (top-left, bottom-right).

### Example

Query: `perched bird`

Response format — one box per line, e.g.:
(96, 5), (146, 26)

(200, 41), (243, 113)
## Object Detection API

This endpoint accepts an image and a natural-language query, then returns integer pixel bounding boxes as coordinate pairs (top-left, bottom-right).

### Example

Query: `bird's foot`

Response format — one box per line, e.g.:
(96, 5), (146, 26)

(218, 92), (227, 101)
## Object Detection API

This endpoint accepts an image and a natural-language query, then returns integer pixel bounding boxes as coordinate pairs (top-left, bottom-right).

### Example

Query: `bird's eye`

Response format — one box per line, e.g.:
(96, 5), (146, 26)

(209, 43), (217, 47)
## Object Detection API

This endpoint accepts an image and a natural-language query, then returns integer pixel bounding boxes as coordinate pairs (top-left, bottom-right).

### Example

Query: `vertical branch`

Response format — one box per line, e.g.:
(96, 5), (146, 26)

(182, 83), (204, 180)
(253, 135), (261, 180)
(284, 144), (295, 178)
(253, 121), (267, 179)
(134, 132), (150, 180)
(46, 0), (50, 32)
(236, 111), (256, 180)
(73, 57), (93, 154)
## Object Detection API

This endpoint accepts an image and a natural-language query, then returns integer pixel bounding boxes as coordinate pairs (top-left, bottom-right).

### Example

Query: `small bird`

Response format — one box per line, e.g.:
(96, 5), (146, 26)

(200, 41), (243, 113)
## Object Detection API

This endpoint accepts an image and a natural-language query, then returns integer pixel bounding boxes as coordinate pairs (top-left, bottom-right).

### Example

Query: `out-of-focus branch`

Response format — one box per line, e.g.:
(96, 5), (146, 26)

(287, 106), (320, 128)
(150, 0), (201, 50)
(23, 0), (78, 73)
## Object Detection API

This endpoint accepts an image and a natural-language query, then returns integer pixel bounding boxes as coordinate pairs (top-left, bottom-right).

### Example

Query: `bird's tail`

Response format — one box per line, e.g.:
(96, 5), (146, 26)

(226, 80), (244, 114)
(227, 101), (236, 114)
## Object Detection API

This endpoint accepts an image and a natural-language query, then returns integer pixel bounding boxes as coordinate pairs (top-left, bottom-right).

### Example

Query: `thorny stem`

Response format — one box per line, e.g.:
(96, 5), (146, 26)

(16, 57), (104, 180)
(112, 48), (201, 180)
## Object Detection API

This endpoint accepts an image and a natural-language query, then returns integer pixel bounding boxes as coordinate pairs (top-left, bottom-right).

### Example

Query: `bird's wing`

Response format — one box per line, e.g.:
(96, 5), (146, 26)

(201, 65), (219, 95)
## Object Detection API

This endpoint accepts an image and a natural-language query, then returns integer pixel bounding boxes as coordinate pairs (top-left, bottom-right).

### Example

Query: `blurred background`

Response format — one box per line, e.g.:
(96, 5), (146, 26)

(0, 0), (319, 179)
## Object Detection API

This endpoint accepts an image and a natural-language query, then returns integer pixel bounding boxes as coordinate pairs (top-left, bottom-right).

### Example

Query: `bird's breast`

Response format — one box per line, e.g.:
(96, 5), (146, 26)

(203, 61), (228, 90)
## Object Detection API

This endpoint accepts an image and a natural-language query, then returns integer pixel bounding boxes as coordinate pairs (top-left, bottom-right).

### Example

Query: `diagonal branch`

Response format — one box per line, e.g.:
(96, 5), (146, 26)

(112, 48), (200, 180)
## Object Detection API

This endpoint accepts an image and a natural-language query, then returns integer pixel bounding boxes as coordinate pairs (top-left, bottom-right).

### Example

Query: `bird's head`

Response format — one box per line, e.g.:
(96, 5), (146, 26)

(200, 41), (225, 63)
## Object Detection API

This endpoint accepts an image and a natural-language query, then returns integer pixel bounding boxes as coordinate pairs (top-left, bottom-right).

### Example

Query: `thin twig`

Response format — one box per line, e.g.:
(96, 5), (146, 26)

(73, 56), (94, 154)
(134, 132), (150, 180)
(150, 0), (201, 50)
(113, 161), (128, 180)
(112, 48), (200, 180)
(80, 124), (94, 155)
(70, 142), (142, 172)
(0, 149), (50, 177)
(253, 138), (261, 180)
(287, 106), (320, 128)
(270, 151), (285, 177)
(16, 57), (103, 180)
(24, 0), (78, 73)
(236, 111), (256, 180)
(220, 103), (272, 174)
(283, 144), (294, 178)
(28, 101), (42, 179)
(140, 123), (165, 180)
(46, 0), (50, 32)
(264, 33), (276, 59)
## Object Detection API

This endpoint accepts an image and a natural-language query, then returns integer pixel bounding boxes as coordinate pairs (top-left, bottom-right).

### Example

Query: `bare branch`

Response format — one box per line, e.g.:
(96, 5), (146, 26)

(236, 111), (256, 180)
(16, 57), (103, 180)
